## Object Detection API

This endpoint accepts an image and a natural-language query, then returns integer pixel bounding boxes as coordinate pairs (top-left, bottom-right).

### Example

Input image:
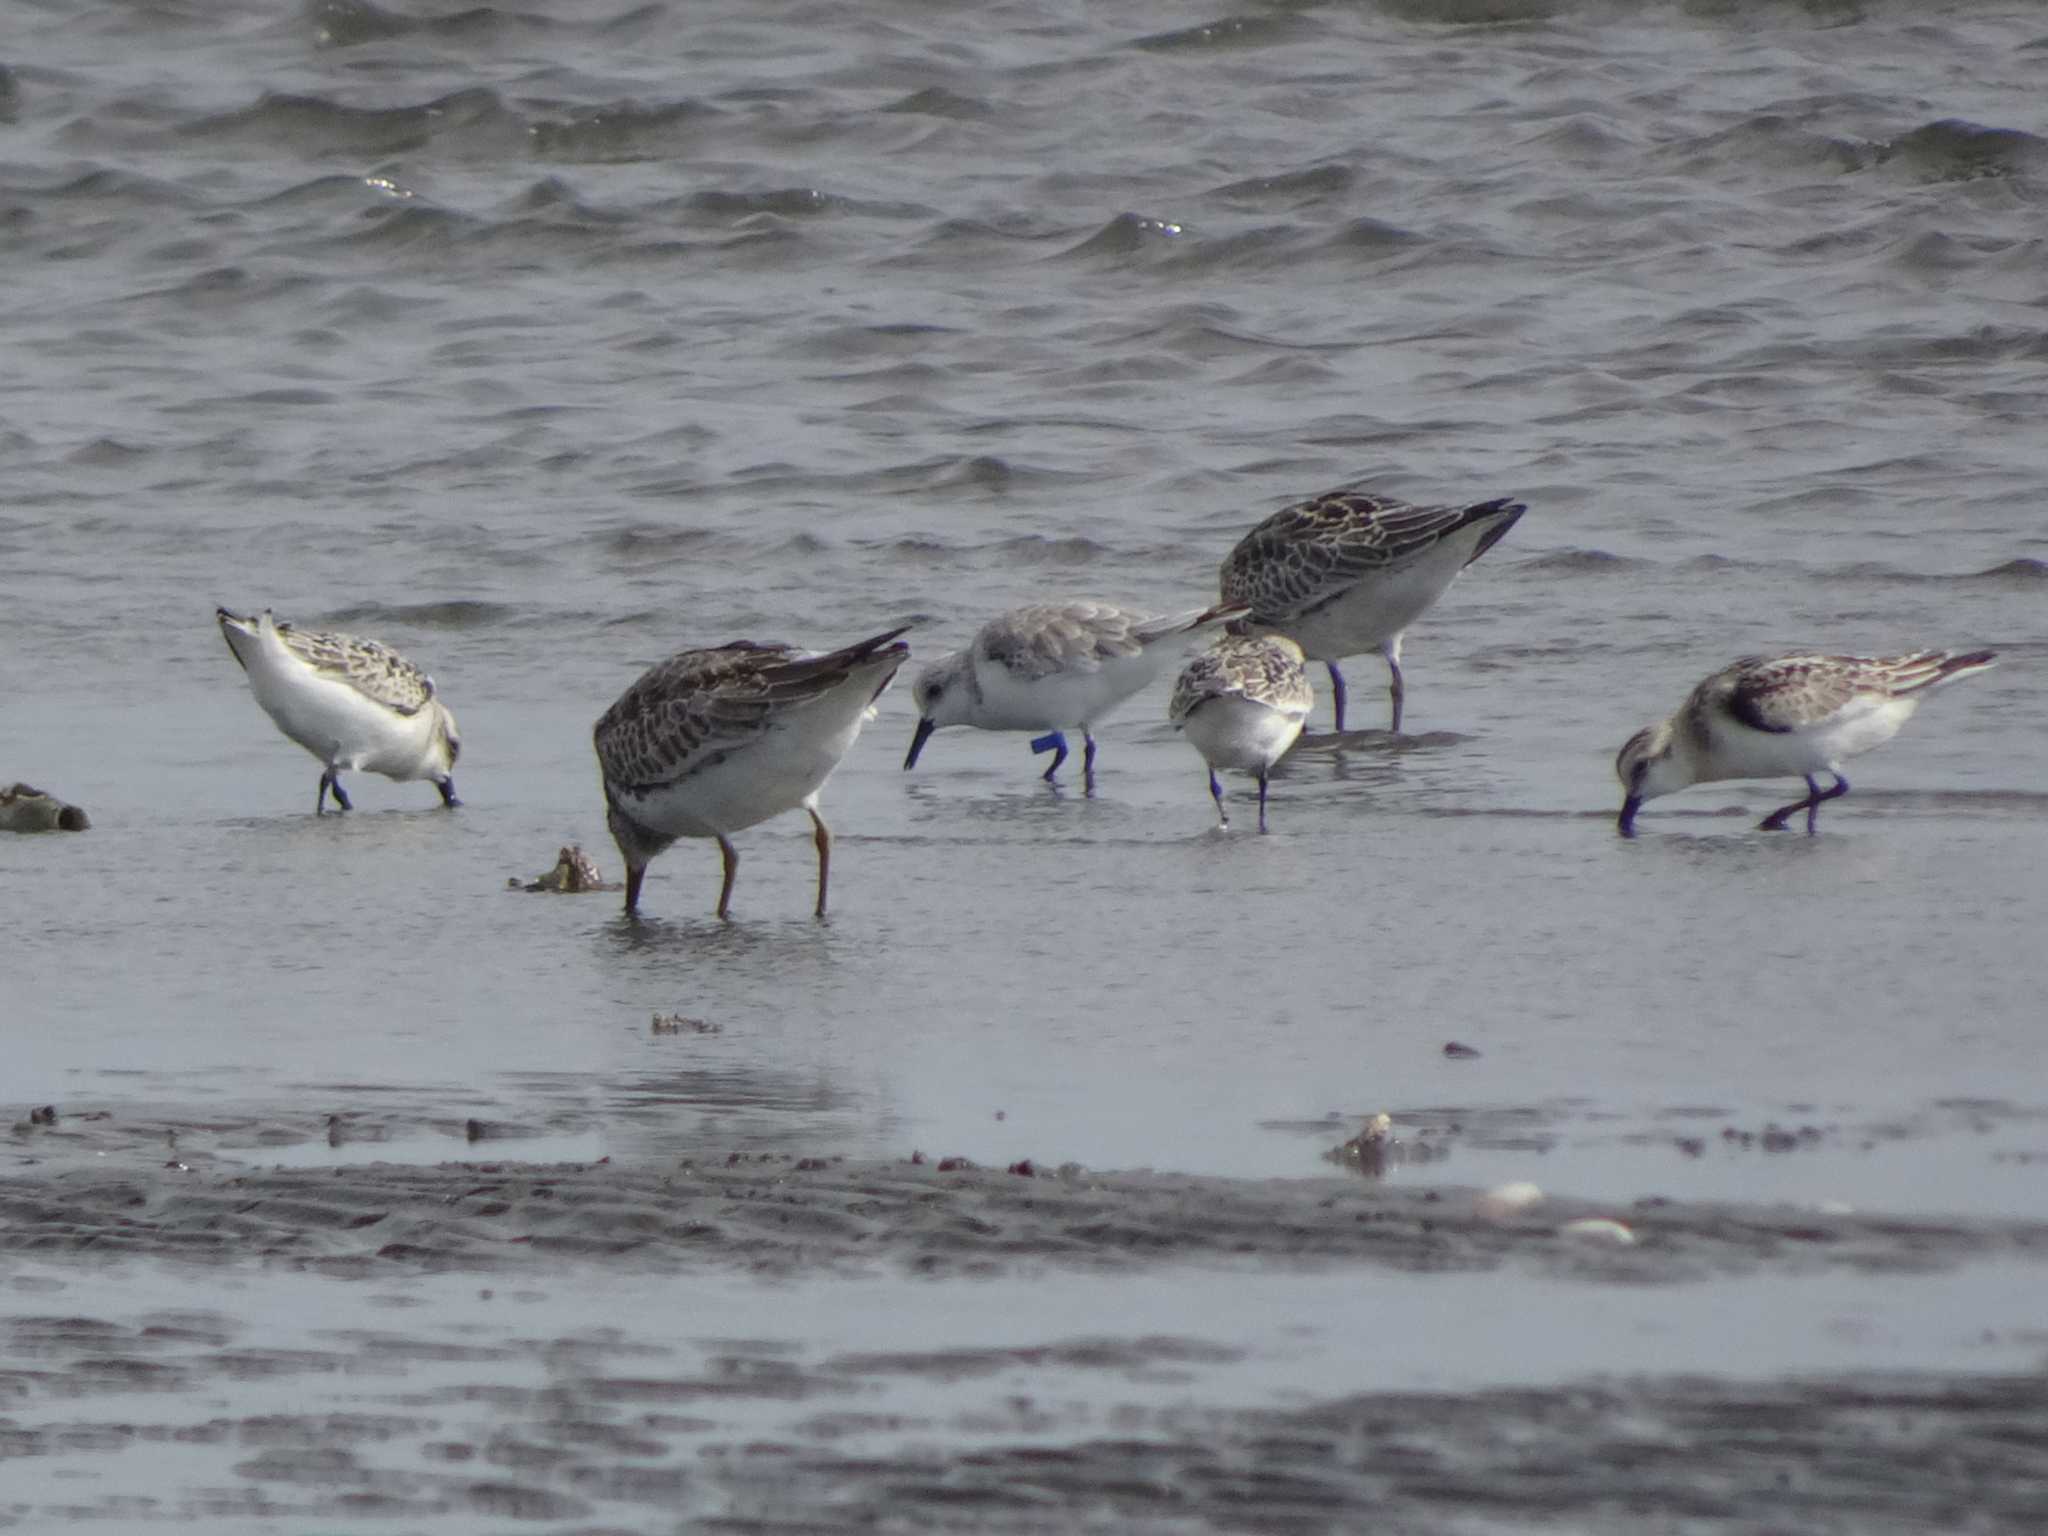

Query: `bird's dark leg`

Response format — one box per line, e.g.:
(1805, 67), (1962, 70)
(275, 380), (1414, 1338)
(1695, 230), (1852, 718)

(1209, 769), (1229, 830)
(437, 777), (460, 808)
(1759, 773), (1840, 833)
(1082, 730), (1098, 793)
(318, 768), (352, 814)
(1257, 772), (1271, 833)
(1030, 730), (1069, 782)
(1326, 663), (1348, 734)
(1386, 655), (1406, 736)
(809, 807), (831, 918)
(623, 862), (645, 914)
(1806, 771), (1849, 833)
(715, 835), (739, 920)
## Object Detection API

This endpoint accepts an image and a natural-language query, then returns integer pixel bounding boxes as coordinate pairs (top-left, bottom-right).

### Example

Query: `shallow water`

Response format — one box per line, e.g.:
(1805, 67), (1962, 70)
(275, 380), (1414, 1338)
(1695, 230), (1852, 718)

(4, 0), (2048, 1527)
(5, 1251), (2045, 1530)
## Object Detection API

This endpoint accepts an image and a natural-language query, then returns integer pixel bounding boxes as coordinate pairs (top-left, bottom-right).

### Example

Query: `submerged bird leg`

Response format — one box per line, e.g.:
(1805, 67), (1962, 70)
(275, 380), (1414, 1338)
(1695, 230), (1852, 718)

(1257, 772), (1271, 834)
(1807, 771), (1850, 833)
(1326, 663), (1348, 734)
(715, 835), (739, 920)
(1759, 773), (1829, 833)
(1030, 730), (1069, 782)
(317, 768), (352, 815)
(437, 777), (461, 809)
(623, 862), (645, 915)
(1386, 653), (1406, 736)
(809, 807), (832, 918)
(1209, 769), (1229, 830)
(1082, 730), (1098, 789)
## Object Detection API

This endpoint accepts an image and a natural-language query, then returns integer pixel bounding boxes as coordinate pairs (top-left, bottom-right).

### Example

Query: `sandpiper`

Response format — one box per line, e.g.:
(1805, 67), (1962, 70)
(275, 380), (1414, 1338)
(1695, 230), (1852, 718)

(1168, 632), (1314, 832)
(595, 623), (913, 917)
(1615, 649), (1998, 836)
(1220, 487), (1525, 733)
(216, 608), (460, 813)
(903, 599), (1245, 786)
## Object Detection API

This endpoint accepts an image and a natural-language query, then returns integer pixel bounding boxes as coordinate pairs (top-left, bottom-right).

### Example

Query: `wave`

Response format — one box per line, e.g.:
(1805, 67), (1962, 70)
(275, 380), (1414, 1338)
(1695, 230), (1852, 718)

(1515, 548), (1642, 573)
(1207, 164), (1355, 208)
(1656, 114), (1869, 178)
(1051, 211), (1189, 263)
(306, 0), (658, 50)
(322, 599), (518, 629)
(180, 84), (740, 166)
(182, 87), (521, 157)
(986, 534), (1114, 565)
(1814, 557), (2048, 587)
(1874, 118), (2048, 182)
(1128, 14), (1318, 53)
(1371, 0), (1570, 22)
(879, 87), (992, 121)
(529, 97), (723, 163)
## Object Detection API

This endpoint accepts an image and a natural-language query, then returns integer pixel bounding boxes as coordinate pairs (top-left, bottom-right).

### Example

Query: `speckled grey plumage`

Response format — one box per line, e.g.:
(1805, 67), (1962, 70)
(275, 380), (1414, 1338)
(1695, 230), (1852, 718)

(1168, 633), (1313, 725)
(1220, 490), (1524, 627)
(239, 616), (442, 716)
(595, 631), (907, 795)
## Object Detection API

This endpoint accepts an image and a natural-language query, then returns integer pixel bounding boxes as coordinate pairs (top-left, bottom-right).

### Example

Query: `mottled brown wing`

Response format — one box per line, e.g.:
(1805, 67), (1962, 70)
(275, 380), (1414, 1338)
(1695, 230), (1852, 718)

(977, 603), (1145, 681)
(1220, 491), (1487, 621)
(279, 623), (437, 714)
(1717, 655), (1864, 734)
(1170, 637), (1309, 723)
(596, 627), (912, 790)
(593, 644), (787, 790)
(1167, 650), (1225, 725)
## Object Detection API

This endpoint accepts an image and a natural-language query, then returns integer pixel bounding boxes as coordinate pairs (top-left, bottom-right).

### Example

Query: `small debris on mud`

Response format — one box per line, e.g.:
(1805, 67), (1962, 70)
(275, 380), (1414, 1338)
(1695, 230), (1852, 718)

(509, 845), (618, 893)
(652, 1013), (721, 1035)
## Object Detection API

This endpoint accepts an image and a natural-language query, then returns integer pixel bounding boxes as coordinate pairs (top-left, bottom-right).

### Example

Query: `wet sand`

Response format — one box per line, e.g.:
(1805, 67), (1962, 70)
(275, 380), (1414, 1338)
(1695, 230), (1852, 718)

(9, 1134), (2048, 1283)
(5, 1120), (2048, 1533)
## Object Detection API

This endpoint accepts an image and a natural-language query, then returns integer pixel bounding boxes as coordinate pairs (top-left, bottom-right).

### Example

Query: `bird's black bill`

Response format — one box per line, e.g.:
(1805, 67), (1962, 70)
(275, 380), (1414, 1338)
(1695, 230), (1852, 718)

(904, 716), (937, 770)
(1617, 795), (1642, 837)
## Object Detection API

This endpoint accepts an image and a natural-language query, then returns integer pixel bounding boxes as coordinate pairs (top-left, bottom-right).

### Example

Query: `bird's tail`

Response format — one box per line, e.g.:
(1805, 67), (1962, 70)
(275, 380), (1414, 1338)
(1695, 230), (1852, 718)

(1136, 600), (1251, 644)
(1892, 648), (1998, 694)
(1460, 498), (1528, 566)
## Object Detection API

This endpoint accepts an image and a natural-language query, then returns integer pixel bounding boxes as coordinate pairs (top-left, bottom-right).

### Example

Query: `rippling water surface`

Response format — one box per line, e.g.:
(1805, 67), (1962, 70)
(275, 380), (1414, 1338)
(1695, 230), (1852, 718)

(4, 0), (2047, 1526)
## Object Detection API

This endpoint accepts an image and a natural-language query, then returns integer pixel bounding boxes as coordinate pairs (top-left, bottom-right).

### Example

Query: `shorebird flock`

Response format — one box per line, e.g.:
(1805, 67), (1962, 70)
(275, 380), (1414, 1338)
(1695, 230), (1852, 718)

(215, 481), (1998, 917)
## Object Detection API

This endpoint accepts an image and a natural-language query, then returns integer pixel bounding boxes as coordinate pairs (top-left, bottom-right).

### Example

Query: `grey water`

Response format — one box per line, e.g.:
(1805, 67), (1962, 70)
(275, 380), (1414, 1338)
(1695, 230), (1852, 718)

(3, 0), (2047, 1522)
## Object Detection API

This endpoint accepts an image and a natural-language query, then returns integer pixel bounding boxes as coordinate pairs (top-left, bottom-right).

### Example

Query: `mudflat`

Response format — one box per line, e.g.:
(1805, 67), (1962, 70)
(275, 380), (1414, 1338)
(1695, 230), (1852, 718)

(5, 1118), (2047, 1533)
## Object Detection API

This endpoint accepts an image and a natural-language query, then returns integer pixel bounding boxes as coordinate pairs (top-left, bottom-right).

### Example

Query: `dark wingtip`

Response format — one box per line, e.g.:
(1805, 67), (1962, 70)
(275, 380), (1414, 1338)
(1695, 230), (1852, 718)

(1194, 600), (1252, 629)
(1465, 498), (1528, 563)
(868, 613), (932, 650)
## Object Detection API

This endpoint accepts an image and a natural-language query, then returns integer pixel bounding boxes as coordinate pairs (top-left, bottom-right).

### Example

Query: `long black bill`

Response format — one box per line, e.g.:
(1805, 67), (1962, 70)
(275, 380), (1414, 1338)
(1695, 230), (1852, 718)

(904, 717), (937, 771)
(1617, 795), (1642, 837)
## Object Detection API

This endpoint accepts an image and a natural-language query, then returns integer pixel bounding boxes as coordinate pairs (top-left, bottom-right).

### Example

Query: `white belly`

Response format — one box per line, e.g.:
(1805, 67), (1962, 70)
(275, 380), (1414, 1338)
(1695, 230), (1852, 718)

(248, 655), (439, 780)
(616, 694), (872, 839)
(1707, 697), (1918, 783)
(1283, 543), (1472, 662)
(1183, 695), (1305, 777)
(971, 648), (1166, 730)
